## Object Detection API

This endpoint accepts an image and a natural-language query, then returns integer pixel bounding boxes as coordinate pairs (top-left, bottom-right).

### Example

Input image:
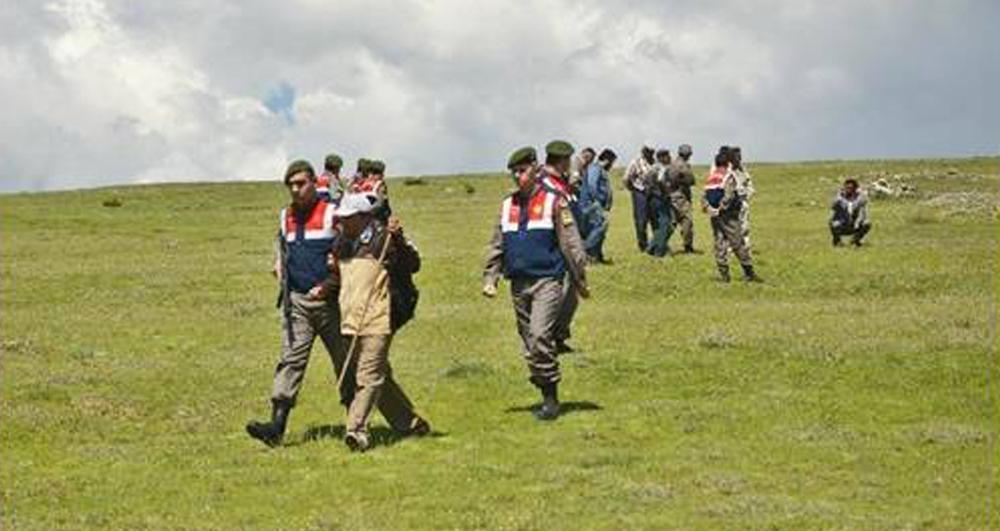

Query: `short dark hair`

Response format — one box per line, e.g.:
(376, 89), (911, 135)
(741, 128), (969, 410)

(597, 148), (617, 163)
(714, 153), (728, 167)
(655, 149), (670, 159)
(582, 147), (596, 156)
(844, 178), (859, 187)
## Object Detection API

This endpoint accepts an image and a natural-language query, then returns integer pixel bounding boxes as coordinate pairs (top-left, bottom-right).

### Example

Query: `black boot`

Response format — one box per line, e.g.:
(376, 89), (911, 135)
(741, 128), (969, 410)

(742, 264), (763, 283)
(684, 244), (695, 254)
(534, 383), (560, 421)
(717, 265), (731, 283)
(246, 402), (290, 447)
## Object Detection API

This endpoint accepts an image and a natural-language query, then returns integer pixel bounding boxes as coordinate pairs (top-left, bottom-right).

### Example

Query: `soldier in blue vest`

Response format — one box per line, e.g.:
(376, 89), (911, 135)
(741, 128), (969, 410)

(483, 147), (589, 421)
(246, 160), (350, 447)
(703, 153), (762, 283)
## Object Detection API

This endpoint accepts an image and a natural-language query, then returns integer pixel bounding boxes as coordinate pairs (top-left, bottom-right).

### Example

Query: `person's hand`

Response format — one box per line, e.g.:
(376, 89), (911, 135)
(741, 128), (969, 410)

(307, 284), (326, 300)
(482, 282), (498, 298)
(387, 216), (403, 235)
(272, 259), (282, 278)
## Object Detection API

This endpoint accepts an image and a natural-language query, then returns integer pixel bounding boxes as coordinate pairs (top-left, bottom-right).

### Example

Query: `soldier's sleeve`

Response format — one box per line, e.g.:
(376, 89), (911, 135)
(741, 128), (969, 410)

(483, 216), (505, 288)
(273, 230), (283, 280)
(744, 171), (756, 199)
(554, 199), (588, 293)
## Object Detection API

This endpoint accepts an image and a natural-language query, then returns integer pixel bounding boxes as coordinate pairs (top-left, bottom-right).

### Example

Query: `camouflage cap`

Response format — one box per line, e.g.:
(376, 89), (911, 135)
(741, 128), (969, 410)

(545, 140), (575, 158)
(507, 146), (537, 169)
(370, 159), (386, 174)
(678, 144), (692, 156)
(324, 153), (343, 169)
(284, 159), (315, 183)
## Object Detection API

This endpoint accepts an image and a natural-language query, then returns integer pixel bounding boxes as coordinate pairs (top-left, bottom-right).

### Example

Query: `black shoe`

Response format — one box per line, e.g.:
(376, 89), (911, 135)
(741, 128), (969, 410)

(717, 266), (731, 283)
(534, 383), (560, 421)
(555, 340), (574, 354)
(832, 236), (843, 247)
(246, 402), (290, 448)
(852, 239), (863, 248)
(742, 265), (763, 283)
(684, 245), (695, 254)
(402, 416), (431, 437)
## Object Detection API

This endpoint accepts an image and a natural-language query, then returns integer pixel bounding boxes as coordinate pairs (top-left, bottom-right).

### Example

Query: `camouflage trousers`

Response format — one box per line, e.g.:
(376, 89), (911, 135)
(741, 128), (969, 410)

(511, 277), (563, 387)
(739, 201), (752, 249)
(711, 213), (753, 268)
(670, 193), (694, 248)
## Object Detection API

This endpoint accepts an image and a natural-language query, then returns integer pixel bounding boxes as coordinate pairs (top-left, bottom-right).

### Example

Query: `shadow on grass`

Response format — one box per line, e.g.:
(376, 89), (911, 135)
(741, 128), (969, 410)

(286, 424), (447, 448)
(504, 401), (603, 416)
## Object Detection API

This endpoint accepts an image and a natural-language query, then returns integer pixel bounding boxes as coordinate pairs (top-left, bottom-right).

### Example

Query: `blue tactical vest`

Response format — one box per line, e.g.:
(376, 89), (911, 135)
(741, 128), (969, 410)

(500, 189), (566, 280)
(280, 200), (338, 293)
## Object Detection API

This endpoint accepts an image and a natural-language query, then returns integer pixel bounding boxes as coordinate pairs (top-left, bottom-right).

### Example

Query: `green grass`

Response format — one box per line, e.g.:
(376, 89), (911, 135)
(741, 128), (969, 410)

(2, 157), (999, 529)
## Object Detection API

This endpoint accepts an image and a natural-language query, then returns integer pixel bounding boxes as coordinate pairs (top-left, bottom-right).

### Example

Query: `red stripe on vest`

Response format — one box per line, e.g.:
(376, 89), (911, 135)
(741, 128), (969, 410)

(284, 200), (330, 234)
(506, 190), (550, 225)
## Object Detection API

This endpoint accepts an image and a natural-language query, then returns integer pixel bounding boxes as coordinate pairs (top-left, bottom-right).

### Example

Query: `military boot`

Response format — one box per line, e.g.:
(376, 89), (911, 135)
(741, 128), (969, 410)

(717, 265), (731, 282)
(535, 383), (560, 421)
(742, 264), (763, 283)
(246, 402), (290, 448)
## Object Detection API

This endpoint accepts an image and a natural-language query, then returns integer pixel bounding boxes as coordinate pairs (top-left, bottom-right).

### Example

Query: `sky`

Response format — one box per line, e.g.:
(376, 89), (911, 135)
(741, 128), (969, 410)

(1, 0), (998, 192)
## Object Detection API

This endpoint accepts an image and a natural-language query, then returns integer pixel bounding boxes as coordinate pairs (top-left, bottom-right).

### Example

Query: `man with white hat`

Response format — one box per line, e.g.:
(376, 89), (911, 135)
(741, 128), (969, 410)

(332, 192), (430, 452)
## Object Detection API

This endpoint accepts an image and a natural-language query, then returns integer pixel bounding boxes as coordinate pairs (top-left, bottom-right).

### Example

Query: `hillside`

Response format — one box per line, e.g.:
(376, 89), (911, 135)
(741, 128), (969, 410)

(2, 157), (998, 529)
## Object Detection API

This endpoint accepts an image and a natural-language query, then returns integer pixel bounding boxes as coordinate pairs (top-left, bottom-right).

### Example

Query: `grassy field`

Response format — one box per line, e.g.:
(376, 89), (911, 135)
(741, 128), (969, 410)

(2, 157), (998, 529)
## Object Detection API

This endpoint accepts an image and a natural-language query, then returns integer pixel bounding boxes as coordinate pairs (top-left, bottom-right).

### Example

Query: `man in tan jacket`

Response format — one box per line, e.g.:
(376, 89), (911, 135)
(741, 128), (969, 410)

(332, 193), (430, 452)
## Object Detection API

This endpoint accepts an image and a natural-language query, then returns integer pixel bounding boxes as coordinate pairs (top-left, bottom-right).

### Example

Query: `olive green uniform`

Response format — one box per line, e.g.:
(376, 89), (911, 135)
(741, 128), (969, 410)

(483, 191), (588, 387)
(711, 173), (753, 269)
(667, 159), (696, 249)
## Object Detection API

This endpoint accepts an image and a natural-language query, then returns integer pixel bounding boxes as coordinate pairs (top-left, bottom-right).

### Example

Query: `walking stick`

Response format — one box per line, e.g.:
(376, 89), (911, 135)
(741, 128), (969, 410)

(336, 228), (394, 391)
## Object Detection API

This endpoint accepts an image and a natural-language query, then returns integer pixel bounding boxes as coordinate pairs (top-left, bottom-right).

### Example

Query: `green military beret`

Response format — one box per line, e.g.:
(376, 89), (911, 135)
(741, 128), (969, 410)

(507, 146), (537, 169)
(545, 140), (574, 158)
(324, 153), (343, 169)
(284, 159), (315, 183)
(370, 160), (386, 174)
(356, 158), (371, 173)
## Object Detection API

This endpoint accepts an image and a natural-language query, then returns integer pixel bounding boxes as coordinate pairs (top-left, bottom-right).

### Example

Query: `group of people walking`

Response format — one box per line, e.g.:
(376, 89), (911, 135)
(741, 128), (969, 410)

(247, 155), (428, 453)
(247, 141), (874, 452)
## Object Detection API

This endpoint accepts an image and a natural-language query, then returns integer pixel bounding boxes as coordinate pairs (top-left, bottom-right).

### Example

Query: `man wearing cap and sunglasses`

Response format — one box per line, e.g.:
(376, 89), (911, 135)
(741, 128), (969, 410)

(483, 146), (589, 421)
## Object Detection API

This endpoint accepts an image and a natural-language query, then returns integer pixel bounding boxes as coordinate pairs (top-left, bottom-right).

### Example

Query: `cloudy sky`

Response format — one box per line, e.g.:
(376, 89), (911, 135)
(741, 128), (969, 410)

(1, 0), (997, 192)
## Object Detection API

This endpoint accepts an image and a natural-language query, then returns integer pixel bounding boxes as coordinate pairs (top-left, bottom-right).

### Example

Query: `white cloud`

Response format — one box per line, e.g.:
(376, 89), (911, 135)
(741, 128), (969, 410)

(0, 0), (997, 191)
